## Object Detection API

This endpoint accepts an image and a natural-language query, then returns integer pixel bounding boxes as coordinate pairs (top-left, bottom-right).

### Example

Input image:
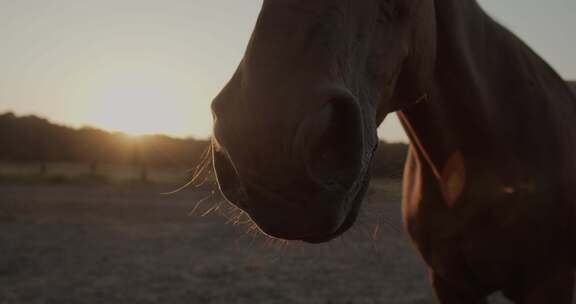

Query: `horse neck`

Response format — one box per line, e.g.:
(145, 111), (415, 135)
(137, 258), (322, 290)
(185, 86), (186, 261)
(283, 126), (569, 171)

(399, 0), (576, 180)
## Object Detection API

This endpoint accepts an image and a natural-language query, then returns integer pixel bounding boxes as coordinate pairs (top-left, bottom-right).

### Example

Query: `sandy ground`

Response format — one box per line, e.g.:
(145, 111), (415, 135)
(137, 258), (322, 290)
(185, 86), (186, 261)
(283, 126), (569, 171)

(0, 181), (514, 304)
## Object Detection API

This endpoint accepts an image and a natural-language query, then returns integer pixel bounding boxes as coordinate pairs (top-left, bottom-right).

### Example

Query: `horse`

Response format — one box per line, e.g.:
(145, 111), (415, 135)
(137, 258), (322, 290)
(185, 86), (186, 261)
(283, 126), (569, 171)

(210, 0), (576, 302)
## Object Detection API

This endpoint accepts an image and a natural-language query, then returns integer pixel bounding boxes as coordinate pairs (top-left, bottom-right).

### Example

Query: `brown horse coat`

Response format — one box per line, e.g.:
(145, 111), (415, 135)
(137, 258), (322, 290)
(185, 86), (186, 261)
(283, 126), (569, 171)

(211, 1), (576, 302)
(400, 2), (576, 302)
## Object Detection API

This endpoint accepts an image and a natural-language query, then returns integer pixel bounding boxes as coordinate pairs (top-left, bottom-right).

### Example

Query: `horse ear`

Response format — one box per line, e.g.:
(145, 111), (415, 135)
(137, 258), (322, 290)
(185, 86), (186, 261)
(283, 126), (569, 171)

(390, 0), (436, 111)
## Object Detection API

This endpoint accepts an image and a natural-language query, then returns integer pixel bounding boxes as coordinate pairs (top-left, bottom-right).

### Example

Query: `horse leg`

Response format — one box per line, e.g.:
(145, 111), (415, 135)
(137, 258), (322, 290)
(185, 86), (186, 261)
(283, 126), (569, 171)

(429, 270), (488, 304)
(501, 270), (574, 304)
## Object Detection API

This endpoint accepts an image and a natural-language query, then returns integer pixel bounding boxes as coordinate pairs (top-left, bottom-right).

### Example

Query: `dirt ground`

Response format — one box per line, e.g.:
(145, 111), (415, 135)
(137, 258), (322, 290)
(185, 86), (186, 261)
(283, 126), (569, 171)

(0, 181), (513, 304)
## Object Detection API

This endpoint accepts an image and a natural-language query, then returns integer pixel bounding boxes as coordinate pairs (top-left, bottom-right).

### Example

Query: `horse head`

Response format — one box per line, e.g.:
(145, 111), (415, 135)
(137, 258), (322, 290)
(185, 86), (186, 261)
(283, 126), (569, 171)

(211, 0), (436, 243)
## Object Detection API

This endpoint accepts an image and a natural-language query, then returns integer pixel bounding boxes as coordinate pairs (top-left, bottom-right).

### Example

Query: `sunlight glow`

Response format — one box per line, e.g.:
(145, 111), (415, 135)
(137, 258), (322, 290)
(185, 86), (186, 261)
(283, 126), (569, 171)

(87, 84), (183, 136)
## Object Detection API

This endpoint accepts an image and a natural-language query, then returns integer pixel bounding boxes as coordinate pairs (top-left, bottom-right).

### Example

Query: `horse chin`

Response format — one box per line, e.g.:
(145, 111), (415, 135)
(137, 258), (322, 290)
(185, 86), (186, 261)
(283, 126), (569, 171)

(300, 172), (371, 244)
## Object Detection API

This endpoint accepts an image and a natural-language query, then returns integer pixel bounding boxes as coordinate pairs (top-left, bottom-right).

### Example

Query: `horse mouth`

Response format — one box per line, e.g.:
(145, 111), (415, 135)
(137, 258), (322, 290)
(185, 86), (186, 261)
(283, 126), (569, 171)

(222, 171), (371, 244)
(213, 146), (372, 244)
(297, 172), (370, 244)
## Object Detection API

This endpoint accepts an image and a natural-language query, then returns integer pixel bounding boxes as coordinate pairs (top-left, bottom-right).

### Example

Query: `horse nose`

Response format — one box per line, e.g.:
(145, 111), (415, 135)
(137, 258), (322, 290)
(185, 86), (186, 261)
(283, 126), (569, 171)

(295, 95), (364, 189)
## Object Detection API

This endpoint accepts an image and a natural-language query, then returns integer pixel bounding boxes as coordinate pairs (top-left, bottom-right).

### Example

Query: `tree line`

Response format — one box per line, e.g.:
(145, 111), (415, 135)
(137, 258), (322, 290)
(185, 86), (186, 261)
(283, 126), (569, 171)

(0, 112), (408, 178)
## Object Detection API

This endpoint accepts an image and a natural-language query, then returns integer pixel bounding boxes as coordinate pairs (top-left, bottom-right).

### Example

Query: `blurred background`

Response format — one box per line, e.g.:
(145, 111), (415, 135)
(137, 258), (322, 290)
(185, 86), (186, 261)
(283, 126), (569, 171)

(0, 1), (574, 303)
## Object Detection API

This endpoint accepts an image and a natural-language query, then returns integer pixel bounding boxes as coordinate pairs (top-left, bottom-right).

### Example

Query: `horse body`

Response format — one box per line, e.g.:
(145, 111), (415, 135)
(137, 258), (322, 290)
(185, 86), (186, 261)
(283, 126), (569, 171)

(211, 0), (575, 302)
(401, 2), (576, 301)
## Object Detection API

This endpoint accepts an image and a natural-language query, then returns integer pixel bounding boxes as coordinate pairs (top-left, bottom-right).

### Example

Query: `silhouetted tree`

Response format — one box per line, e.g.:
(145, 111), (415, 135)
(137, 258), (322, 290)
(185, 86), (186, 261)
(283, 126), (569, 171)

(0, 113), (211, 171)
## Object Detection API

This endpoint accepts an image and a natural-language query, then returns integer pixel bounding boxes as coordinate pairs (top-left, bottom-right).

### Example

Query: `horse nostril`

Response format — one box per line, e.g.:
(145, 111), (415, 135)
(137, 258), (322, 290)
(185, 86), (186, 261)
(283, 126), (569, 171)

(299, 97), (364, 188)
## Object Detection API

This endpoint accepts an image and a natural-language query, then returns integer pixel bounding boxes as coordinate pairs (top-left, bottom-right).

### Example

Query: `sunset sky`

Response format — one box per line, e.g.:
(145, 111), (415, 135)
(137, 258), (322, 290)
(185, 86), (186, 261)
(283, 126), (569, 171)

(1, 0), (574, 142)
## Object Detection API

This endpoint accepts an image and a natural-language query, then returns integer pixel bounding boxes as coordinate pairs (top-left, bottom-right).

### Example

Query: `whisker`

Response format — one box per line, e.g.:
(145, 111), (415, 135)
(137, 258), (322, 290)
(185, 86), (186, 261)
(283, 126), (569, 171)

(226, 210), (241, 225)
(201, 201), (221, 217)
(372, 223), (381, 240)
(161, 144), (213, 195)
(187, 190), (216, 216)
